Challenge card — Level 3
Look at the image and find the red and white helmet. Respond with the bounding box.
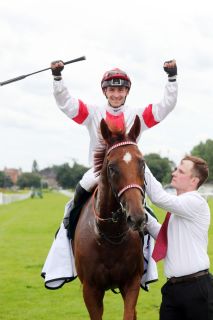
[101,68,131,90]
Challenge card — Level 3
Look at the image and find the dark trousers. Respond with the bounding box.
[160,273,213,320]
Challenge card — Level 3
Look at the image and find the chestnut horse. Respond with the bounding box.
[74,116,146,320]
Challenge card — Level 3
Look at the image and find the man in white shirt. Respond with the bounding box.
[145,155,213,320]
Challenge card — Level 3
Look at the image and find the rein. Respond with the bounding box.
[92,187,125,223]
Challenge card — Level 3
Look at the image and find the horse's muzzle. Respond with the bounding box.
[127,214,146,232]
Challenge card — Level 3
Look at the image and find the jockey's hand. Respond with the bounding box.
[163,59,177,79]
[51,60,64,77]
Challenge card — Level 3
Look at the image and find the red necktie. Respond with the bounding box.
[152,212,171,262]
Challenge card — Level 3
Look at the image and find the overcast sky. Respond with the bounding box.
[0,0,212,172]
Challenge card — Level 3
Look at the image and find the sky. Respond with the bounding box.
[0,0,212,172]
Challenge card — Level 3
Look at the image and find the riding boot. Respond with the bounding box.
[63,183,92,240]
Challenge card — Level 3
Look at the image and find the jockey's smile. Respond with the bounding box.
[104,86,129,108]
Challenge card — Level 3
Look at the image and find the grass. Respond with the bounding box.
[0,192,212,320]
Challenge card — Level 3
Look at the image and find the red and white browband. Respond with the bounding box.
[107,141,137,155]
[107,141,144,199]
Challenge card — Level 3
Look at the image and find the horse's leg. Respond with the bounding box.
[83,282,105,320]
[120,276,141,320]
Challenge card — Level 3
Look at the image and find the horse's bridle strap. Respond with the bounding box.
[118,184,144,198]
[107,141,137,155]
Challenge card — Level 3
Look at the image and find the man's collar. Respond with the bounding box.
[106,103,126,114]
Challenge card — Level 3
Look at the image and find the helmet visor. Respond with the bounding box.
[102,78,131,89]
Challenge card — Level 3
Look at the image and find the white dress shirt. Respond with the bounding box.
[145,165,210,278]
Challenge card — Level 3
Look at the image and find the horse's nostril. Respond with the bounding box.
[127,215,145,231]
[127,215,132,224]
[127,216,135,229]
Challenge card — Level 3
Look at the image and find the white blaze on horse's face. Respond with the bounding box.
[123,152,132,164]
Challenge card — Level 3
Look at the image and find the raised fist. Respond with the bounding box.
[163,59,177,77]
[51,60,64,77]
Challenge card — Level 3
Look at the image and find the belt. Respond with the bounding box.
[167,269,209,284]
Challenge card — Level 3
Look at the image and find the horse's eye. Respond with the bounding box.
[139,159,145,170]
[108,164,118,176]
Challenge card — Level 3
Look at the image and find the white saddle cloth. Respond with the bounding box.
[41,222,158,291]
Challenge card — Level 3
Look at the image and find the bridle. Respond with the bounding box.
[93,141,145,224]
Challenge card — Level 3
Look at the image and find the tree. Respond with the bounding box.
[55,161,89,189]
[55,163,73,189]
[144,153,174,184]
[17,172,41,189]
[0,172,13,188]
[32,160,39,173]
[190,139,213,182]
[71,162,89,186]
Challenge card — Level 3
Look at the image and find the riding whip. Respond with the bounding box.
[0,56,86,86]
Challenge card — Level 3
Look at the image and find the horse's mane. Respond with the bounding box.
[93,122,127,177]
[93,144,107,177]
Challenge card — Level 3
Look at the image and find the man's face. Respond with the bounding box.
[104,86,129,108]
[171,160,198,194]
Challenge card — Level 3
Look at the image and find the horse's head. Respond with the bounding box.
[98,115,146,232]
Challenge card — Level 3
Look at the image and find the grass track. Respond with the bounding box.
[0,192,212,319]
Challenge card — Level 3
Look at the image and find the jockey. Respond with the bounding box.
[51,60,178,239]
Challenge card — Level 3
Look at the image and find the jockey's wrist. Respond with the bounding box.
[53,75,62,81]
[168,75,177,82]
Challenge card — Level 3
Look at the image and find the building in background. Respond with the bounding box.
[4,168,22,184]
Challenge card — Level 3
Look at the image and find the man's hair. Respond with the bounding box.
[182,155,209,188]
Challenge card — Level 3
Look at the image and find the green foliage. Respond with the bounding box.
[191,139,213,182]
[0,171,13,188]
[55,161,89,188]
[144,153,174,184]
[0,193,212,319]
[17,172,41,188]
[32,160,39,173]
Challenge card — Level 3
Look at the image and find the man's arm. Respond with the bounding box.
[144,164,205,220]
[51,60,91,125]
[141,59,178,128]
[145,211,161,240]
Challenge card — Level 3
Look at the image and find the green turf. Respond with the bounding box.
[0,192,212,319]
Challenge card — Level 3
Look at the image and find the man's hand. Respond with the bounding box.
[163,59,177,78]
[51,60,64,77]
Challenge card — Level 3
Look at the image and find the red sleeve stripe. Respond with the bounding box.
[72,99,89,124]
[142,104,159,128]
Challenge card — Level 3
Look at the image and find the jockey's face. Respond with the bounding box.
[104,86,129,108]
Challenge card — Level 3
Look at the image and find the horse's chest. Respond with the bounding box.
[93,246,141,282]
[93,258,141,290]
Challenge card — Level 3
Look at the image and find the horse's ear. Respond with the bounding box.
[100,118,112,143]
[128,115,141,142]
